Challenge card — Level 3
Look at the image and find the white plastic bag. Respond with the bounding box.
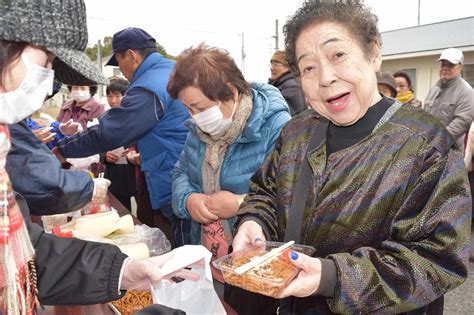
[152,245,226,315]
[67,154,100,170]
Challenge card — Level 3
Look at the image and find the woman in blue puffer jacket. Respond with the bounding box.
[168,44,291,296]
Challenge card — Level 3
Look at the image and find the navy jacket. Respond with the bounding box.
[7,120,93,215]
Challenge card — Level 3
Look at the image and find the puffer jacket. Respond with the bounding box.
[172,82,291,243]
[235,103,471,314]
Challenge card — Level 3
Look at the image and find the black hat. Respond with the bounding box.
[0,0,108,86]
[106,28,156,66]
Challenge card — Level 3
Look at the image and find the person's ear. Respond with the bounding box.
[372,44,382,72]
[227,83,238,100]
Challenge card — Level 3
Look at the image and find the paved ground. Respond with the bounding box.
[443,227,474,314]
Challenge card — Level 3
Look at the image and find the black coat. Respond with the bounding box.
[15,192,127,304]
[100,150,137,198]
[269,71,307,116]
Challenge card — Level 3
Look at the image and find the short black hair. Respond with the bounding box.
[106,77,129,96]
[67,85,98,96]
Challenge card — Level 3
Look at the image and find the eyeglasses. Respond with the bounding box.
[270,60,286,67]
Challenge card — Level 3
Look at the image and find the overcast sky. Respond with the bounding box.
[84,0,473,82]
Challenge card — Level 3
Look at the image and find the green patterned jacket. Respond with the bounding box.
[235,102,471,314]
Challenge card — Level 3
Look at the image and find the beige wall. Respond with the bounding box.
[381,50,474,103]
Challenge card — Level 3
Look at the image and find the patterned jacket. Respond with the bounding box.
[235,102,471,314]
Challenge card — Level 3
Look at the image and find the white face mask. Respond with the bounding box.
[71,90,91,103]
[193,101,237,136]
[0,52,54,124]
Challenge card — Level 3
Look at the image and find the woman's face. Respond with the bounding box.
[296,22,382,126]
[395,76,410,93]
[1,45,54,93]
[177,85,236,118]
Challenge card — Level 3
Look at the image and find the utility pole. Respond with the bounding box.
[273,19,279,50]
[240,33,246,75]
[417,0,421,26]
[97,39,103,98]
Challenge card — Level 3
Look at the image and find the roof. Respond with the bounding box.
[381,17,474,58]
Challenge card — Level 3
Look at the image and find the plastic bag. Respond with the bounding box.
[81,195,111,215]
[41,210,81,233]
[152,245,226,315]
[66,154,100,170]
[106,224,171,256]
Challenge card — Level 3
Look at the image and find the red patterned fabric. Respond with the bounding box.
[0,125,38,314]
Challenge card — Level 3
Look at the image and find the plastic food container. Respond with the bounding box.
[213,241,315,298]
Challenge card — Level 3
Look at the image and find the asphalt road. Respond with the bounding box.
[443,227,474,314]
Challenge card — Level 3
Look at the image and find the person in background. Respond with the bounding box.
[232,2,471,314]
[268,49,307,116]
[0,1,199,312]
[57,84,104,130]
[54,27,192,247]
[393,70,422,107]
[424,48,473,151]
[376,71,397,98]
[102,77,137,211]
[168,44,291,299]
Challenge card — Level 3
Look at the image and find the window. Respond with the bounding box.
[462,63,474,87]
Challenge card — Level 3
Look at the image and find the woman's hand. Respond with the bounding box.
[232,220,266,252]
[278,252,322,298]
[205,191,242,219]
[186,193,218,224]
[105,151,119,163]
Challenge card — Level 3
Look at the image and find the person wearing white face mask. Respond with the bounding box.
[0,1,202,313]
[167,43,291,300]
[57,84,104,130]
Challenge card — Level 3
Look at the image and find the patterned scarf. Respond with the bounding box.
[197,94,253,194]
[396,90,415,104]
[0,125,38,315]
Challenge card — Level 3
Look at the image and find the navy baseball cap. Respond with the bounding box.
[106,27,156,66]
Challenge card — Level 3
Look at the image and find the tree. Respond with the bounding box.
[85,36,175,61]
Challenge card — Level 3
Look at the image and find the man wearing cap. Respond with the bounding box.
[424,48,474,151]
[55,27,191,247]
[268,50,307,116]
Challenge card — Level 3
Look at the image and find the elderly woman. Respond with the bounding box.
[168,44,291,295]
[232,2,471,314]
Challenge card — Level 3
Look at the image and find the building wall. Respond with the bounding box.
[381,50,474,103]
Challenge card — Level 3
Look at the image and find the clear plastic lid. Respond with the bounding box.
[213,241,315,298]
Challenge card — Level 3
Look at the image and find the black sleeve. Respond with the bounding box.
[15,193,128,305]
[7,121,94,215]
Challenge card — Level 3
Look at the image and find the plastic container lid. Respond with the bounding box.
[213,241,315,298]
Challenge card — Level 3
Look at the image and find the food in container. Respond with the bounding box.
[109,290,152,315]
[213,241,315,298]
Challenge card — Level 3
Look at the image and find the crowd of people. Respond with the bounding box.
[0,0,472,314]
